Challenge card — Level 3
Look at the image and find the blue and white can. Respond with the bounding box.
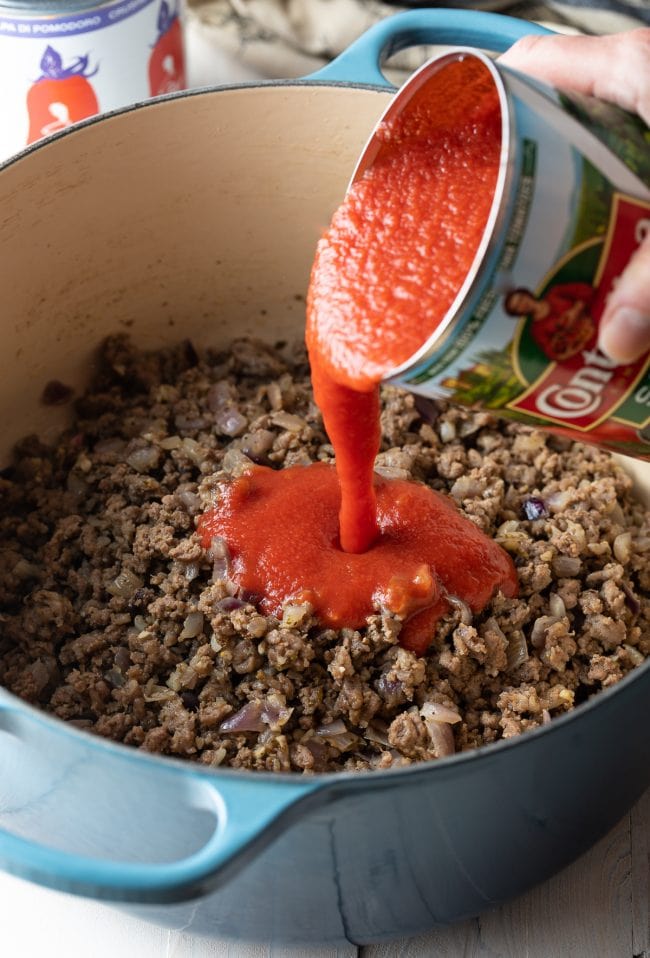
[359,49,650,460]
[0,0,186,161]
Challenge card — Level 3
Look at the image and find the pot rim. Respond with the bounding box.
[0,77,395,176]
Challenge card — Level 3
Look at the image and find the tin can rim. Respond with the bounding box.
[0,0,140,12]
[348,48,514,385]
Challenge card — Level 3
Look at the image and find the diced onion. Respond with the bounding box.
[422,713,455,757]
[365,723,390,746]
[175,414,208,431]
[160,435,182,450]
[240,430,275,464]
[181,438,205,466]
[179,611,204,639]
[107,568,143,598]
[95,437,126,455]
[447,595,473,625]
[126,446,159,473]
[421,701,462,725]
[552,555,581,577]
[546,490,572,512]
[282,603,312,628]
[219,698,292,733]
[450,476,483,500]
[177,490,201,513]
[314,720,358,751]
[272,411,305,432]
[506,631,529,670]
[439,420,456,443]
[222,448,252,476]
[613,532,632,565]
[214,406,248,437]
[530,615,560,649]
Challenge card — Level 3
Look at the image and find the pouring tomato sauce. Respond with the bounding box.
[199,57,518,655]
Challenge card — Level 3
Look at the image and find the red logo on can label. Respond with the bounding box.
[26,45,99,145]
[149,0,185,96]
[508,193,650,431]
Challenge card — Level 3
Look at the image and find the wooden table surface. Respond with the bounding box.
[1,788,647,958]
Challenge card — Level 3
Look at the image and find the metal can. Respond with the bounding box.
[370,50,650,460]
[0,0,186,161]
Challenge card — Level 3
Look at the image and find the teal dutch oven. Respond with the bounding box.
[0,9,649,945]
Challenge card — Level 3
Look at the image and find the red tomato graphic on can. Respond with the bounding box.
[149,0,186,96]
[26,46,99,145]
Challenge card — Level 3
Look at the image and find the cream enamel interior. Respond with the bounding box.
[0,85,389,458]
[0,82,648,502]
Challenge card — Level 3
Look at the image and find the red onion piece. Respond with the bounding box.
[240,430,274,464]
[413,395,440,424]
[216,596,245,612]
[219,698,292,733]
[219,701,266,733]
[622,582,641,616]
[522,496,549,521]
[208,536,231,581]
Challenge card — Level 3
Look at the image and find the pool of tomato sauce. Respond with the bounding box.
[199,59,518,655]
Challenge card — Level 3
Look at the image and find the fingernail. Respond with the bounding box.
[598,306,650,364]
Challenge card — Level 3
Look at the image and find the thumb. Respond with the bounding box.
[598,230,650,364]
[498,30,650,126]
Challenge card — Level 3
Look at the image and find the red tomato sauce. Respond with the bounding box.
[307,58,503,392]
[198,462,516,654]
[199,58,518,655]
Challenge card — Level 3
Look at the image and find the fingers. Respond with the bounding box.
[498,30,650,125]
[598,230,650,363]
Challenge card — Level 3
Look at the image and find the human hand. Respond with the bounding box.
[499,30,650,365]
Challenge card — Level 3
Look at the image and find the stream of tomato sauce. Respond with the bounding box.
[199,58,518,654]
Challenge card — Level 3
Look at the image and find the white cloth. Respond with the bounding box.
[186,0,649,81]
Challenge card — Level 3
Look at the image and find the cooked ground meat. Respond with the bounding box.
[0,335,648,773]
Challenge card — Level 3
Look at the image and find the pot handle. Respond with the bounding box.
[310,9,553,87]
[0,702,323,904]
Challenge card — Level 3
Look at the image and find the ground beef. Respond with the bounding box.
[0,335,648,773]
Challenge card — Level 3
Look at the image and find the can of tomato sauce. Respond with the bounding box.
[373,50,650,460]
[0,0,186,161]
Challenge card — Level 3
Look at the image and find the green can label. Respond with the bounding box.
[394,59,650,460]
